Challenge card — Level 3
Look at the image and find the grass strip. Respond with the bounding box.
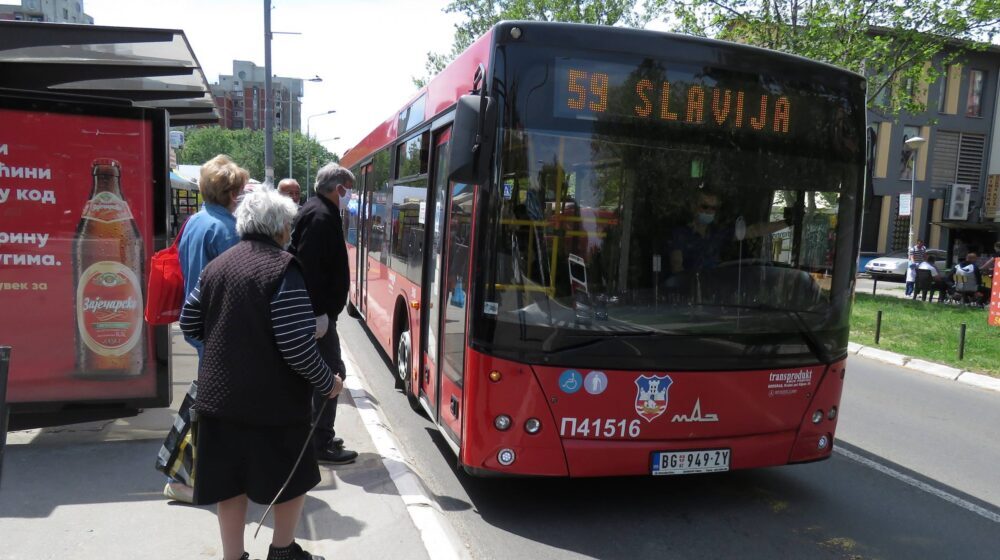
[850,293,1000,377]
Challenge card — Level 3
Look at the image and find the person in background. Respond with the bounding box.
[982,241,1000,276]
[179,154,246,347]
[180,189,342,560]
[954,252,986,305]
[915,254,942,301]
[289,163,359,465]
[278,178,302,206]
[906,239,927,297]
[168,154,247,503]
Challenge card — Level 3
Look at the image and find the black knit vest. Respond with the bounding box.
[193,237,312,425]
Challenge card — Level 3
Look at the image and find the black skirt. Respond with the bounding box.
[193,416,320,506]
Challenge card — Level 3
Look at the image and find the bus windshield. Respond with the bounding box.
[474,45,864,370]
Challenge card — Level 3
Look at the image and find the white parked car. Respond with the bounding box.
[864,249,948,279]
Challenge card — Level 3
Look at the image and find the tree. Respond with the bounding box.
[177,127,338,185]
[652,0,1000,117]
[415,0,661,87]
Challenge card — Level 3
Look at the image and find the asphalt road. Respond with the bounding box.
[338,317,1000,560]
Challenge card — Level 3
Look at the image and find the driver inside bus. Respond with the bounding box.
[668,189,791,274]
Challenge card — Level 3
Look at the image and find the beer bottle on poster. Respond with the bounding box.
[73,159,145,377]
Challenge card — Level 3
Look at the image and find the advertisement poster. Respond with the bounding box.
[0,108,156,403]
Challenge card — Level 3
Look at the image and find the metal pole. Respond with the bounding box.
[305,119,311,198]
[958,323,967,360]
[874,310,882,345]
[263,0,274,186]
[306,110,335,199]
[0,346,11,488]
[908,164,916,250]
[288,100,293,181]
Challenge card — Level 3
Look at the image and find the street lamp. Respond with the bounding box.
[306,110,336,198]
[285,76,322,181]
[904,135,927,250]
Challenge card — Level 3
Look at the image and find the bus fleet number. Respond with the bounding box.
[560,417,641,439]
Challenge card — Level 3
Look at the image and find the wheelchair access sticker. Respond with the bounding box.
[559,370,583,394]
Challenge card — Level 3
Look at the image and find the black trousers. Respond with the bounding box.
[312,322,346,450]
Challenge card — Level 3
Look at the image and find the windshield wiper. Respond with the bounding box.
[725,303,831,363]
[542,330,660,354]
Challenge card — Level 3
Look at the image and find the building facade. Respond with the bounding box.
[0,0,92,23]
[210,60,303,133]
[864,44,1000,261]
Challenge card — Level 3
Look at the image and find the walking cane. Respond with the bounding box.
[254,397,329,539]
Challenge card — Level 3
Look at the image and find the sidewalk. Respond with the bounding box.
[0,327,431,560]
[853,274,1000,394]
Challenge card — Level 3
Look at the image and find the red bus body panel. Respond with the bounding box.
[461,350,845,476]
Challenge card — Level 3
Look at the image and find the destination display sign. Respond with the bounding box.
[553,57,850,142]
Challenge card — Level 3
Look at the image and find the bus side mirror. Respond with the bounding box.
[448,94,496,186]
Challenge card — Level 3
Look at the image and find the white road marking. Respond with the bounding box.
[834,446,1000,524]
[341,342,469,560]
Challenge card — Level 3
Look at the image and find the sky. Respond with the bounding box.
[83,0,463,158]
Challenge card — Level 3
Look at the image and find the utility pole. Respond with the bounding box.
[263,0,274,186]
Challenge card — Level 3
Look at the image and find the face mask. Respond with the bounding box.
[697,212,716,225]
[336,185,351,209]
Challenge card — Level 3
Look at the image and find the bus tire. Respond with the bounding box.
[395,330,423,413]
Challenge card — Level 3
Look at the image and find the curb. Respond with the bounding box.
[848,342,1000,394]
[340,343,470,560]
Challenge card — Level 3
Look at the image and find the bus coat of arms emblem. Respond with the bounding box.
[634,374,673,422]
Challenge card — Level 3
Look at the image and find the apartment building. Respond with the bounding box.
[864,44,1000,260]
[0,0,92,23]
[210,60,303,133]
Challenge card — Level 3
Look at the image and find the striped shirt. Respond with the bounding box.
[180,266,334,396]
[908,243,927,262]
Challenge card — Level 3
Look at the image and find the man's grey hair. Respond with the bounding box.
[235,188,298,240]
[315,163,355,195]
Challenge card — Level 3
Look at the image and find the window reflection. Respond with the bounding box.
[486,130,854,336]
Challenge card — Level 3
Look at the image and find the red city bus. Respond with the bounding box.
[339,21,866,477]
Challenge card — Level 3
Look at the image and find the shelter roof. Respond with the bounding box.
[0,20,218,125]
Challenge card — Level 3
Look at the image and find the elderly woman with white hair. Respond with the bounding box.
[180,189,342,560]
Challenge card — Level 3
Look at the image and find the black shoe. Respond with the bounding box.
[266,541,324,560]
[316,446,358,465]
[331,437,344,448]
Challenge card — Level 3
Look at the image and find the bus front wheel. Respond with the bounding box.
[396,331,422,413]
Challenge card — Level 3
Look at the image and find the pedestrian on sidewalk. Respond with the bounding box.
[180,189,343,560]
[167,154,248,503]
[906,239,927,296]
[278,178,302,206]
[288,163,359,465]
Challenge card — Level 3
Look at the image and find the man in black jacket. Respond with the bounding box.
[289,163,358,465]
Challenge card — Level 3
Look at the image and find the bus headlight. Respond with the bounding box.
[812,409,824,424]
[818,435,829,450]
[827,407,838,421]
[498,448,516,466]
[494,415,512,431]
[524,418,541,434]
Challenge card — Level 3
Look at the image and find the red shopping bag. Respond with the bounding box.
[145,220,189,325]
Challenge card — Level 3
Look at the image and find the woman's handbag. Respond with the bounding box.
[155,380,198,488]
[145,219,189,325]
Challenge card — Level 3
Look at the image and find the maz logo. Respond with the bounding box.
[671,399,719,423]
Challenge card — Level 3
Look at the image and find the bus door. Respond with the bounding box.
[421,128,450,421]
[422,125,471,446]
[358,162,372,317]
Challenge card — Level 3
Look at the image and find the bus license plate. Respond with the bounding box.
[652,449,730,476]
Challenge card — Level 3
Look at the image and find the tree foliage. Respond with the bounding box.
[415,0,661,87]
[177,127,338,186]
[653,0,1000,116]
